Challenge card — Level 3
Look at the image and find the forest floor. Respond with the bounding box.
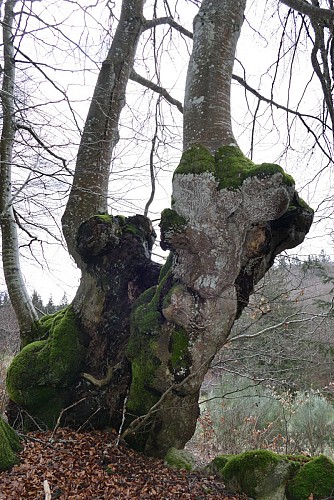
[0,428,250,499]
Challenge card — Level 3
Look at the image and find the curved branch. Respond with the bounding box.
[130,69,183,112]
[13,47,81,134]
[232,73,328,128]
[81,362,122,388]
[143,17,193,38]
[144,101,158,217]
[310,20,334,139]
[280,0,334,21]
[16,124,70,173]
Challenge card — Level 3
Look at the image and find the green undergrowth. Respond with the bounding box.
[174,144,295,190]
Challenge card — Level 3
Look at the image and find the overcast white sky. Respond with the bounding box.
[1,0,333,304]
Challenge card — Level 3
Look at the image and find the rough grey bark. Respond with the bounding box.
[0,0,38,339]
[6,0,158,434]
[183,0,246,152]
[62,0,145,264]
[58,0,155,429]
[122,0,313,456]
[5,0,313,461]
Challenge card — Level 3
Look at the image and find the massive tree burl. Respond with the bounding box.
[125,145,313,456]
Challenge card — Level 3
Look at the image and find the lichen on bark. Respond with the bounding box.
[123,145,313,457]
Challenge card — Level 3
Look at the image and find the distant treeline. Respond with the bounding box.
[0,290,68,317]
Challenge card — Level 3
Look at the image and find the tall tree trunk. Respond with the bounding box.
[0,0,38,341]
[6,0,159,432]
[123,0,313,456]
[183,0,245,152]
[6,0,313,460]
[62,0,146,265]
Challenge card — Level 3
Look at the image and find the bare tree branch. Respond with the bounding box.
[16,124,70,173]
[14,47,82,134]
[232,73,333,163]
[280,0,334,21]
[130,69,183,112]
[232,73,328,128]
[144,100,158,217]
[143,16,193,38]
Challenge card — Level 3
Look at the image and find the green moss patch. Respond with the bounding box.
[6,307,85,428]
[286,454,334,500]
[223,450,281,494]
[126,285,162,416]
[158,253,173,282]
[169,327,190,379]
[0,416,22,471]
[164,447,196,471]
[126,262,173,419]
[175,144,215,175]
[160,209,187,234]
[217,450,294,498]
[94,213,113,222]
[208,450,334,499]
[208,454,231,474]
[174,144,295,191]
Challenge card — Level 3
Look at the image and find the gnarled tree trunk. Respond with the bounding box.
[121,0,313,456]
[6,0,313,460]
[6,0,157,432]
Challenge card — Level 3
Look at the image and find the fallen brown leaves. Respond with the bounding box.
[0,428,249,499]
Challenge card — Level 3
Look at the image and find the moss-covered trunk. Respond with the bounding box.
[6,215,160,431]
[0,415,21,471]
[4,0,314,460]
[123,146,313,457]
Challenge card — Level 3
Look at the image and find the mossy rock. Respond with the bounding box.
[218,450,294,499]
[164,447,196,471]
[6,307,85,428]
[0,415,22,471]
[174,144,295,191]
[286,454,334,500]
[207,454,231,474]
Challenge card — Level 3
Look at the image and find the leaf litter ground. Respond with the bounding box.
[0,428,250,499]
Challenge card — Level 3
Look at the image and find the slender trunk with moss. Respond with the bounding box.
[0,0,38,340]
